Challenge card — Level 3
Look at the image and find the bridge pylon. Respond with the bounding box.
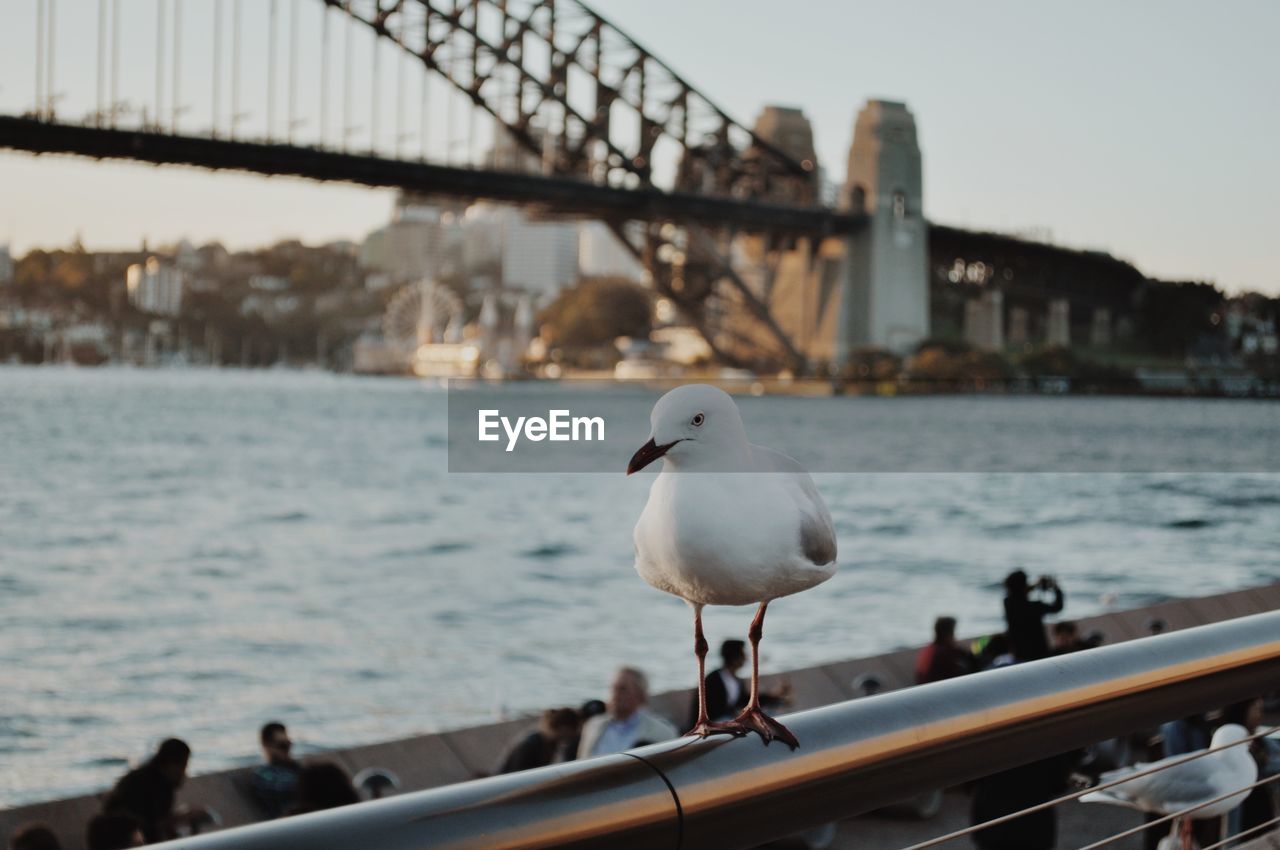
[838,100,930,357]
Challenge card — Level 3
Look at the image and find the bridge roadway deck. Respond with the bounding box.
[0,116,864,236]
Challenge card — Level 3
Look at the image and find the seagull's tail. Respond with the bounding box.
[1080,788,1140,809]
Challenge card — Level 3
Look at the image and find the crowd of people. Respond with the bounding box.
[6,570,1275,850]
[908,570,1277,850]
[6,722,367,850]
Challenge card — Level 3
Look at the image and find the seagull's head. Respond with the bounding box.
[1210,723,1250,750]
[626,384,749,474]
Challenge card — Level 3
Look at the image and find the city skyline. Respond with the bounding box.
[1,1,1278,294]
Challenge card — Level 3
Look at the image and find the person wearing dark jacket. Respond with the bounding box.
[249,722,301,819]
[687,640,791,727]
[971,749,1081,850]
[291,762,360,815]
[915,616,976,683]
[498,708,582,773]
[102,738,206,844]
[1002,570,1064,662]
[8,822,62,850]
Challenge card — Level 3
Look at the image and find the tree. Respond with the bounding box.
[1136,280,1224,357]
[538,277,653,350]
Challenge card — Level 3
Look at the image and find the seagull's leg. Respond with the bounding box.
[685,603,744,739]
[732,601,800,749]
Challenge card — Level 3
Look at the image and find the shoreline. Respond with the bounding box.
[3,362,1277,400]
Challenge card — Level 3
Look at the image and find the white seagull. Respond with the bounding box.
[1081,723,1257,848]
[627,384,837,748]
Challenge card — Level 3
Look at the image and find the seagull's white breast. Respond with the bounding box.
[634,471,836,606]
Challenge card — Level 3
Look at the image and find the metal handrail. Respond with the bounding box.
[1201,811,1280,850]
[901,723,1280,850]
[159,610,1280,850]
[1078,772,1280,850]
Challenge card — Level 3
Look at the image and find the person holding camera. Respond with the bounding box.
[1002,570,1065,662]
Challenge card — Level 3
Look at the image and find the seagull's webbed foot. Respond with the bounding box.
[685,720,748,740]
[733,706,800,750]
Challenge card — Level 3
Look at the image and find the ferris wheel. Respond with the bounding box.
[382,280,464,349]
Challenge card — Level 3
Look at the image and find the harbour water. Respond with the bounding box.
[1,367,1277,806]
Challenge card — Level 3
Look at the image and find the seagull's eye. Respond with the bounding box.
[691,413,705,427]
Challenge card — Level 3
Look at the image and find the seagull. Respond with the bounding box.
[627,384,837,748]
[1080,723,1257,849]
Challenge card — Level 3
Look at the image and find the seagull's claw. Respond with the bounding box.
[733,707,800,750]
[685,720,748,740]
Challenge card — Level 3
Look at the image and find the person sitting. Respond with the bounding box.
[975,633,1016,670]
[85,813,144,850]
[101,738,206,843]
[687,639,793,726]
[498,707,582,774]
[563,699,606,759]
[291,762,360,815]
[8,822,61,850]
[249,721,301,819]
[915,617,977,683]
[577,667,677,758]
[1050,621,1088,655]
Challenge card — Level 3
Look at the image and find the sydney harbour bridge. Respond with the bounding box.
[2,0,1134,372]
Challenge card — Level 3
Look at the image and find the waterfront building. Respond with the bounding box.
[175,239,201,272]
[360,195,464,282]
[499,211,578,294]
[248,274,290,292]
[464,203,579,294]
[125,257,185,317]
[1046,299,1071,348]
[964,289,1005,351]
[578,221,644,282]
[1008,307,1030,347]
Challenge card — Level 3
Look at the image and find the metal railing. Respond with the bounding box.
[902,723,1280,849]
[158,610,1280,850]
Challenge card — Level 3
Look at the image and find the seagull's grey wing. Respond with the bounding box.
[1133,765,1223,809]
[751,444,837,566]
[1100,761,1221,812]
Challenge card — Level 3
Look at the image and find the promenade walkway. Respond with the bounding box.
[3,582,1277,849]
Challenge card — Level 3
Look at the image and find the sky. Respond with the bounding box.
[1,1,1278,294]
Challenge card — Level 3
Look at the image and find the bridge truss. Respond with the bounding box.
[2,0,863,370]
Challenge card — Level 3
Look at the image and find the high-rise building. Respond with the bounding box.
[360,194,463,282]
[500,212,579,294]
[125,257,185,316]
[459,203,579,294]
[578,222,644,282]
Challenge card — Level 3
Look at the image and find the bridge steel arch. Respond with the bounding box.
[1,0,861,370]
